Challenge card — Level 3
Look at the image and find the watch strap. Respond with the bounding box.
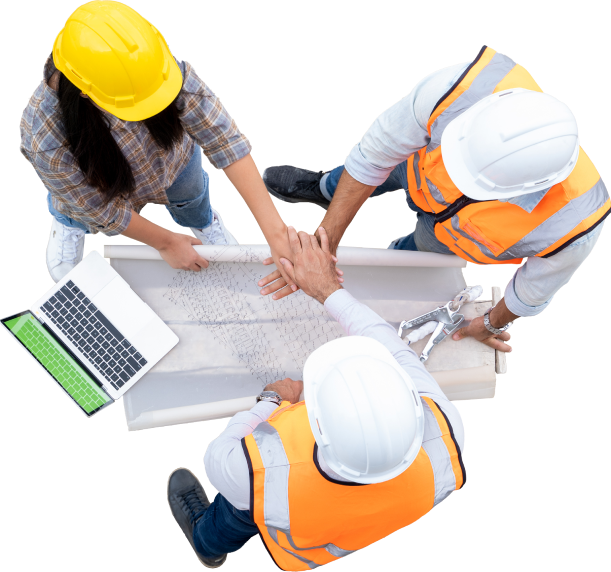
[483,308,513,335]
[256,390,283,406]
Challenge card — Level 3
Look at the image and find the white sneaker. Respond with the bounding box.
[46,218,86,282]
[191,208,238,246]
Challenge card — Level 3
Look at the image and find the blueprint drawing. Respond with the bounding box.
[163,249,344,388]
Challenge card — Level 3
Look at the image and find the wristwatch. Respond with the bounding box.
[256,390,283,406]
[483,308,513,335]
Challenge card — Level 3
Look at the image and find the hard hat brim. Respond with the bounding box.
[441,89,579,200]
[303,336,425,485]
[88,54,183,122]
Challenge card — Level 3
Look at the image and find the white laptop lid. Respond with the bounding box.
[31,251,178,400]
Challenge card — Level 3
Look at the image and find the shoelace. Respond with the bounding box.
[296,171,324,192]
[60,228,86,263]
[202,216,227,245]
[181,488,208,525]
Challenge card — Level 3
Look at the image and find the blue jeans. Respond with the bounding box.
[325,162,453,255]
[193,494,258,558]
[47,149,213,232]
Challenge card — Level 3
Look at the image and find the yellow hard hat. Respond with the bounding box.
[53,1,182,121]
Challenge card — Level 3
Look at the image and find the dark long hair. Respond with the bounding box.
[58,73,184,204]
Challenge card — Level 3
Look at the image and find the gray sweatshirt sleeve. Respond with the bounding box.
[504,224,604,316]
[204,401,278,511]
[344,63,468,187]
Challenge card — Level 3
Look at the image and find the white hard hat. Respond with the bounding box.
[441,88,579,200]
[303,336,424,485]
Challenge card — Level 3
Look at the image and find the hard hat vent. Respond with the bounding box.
[105,22,139,53]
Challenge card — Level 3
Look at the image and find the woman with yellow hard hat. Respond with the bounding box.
[20,1,297,289]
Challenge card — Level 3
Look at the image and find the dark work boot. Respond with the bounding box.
[167,468,227,568]
[263,166,330,209]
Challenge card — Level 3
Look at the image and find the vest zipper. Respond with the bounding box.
[434,196,485,224]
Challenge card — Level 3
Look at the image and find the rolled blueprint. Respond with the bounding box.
[126,395,259,431]
[104,244,467,268]
[431,365,496,401]
[431,365,496,391]
[128,366,496,431]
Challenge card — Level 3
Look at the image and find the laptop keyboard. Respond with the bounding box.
[40,280,147,391]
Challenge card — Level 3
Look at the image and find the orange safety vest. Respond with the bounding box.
[243,398,465,571]
[407,45,610,264]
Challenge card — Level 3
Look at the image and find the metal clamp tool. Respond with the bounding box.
[398,286,482,362]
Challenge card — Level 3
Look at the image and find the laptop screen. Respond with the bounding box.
[2,311,112,416]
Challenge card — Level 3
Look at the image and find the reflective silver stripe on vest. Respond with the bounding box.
[421,400,456,506]
[413,151,421,190]
[253,422,356,564]
[284,530,356,557]
[438,225,484,263]
[268,527,321,569]
[252,423,291,531]
[425,177,450,207]
[447,178,609,261]
[503,178,609,258]
[285,550,320,570]
[427,52,516,153]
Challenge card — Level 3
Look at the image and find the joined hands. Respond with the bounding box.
[259,226,343,302]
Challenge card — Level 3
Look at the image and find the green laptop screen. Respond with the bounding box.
[2,312,111,415]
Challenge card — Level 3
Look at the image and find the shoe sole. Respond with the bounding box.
[265,184,329,211]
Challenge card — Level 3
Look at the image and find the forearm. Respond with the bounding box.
[489,297,519,328]
[318,170,376,254]
[223,154,287,243]
[121,210,174,249]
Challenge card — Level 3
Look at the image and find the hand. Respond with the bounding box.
[314,227,343,256]
[258,228,344,301]
[264,229,301,299]
[158,232,210,271]
[452,316,512,352]
[276,226,342,304]
[264,377,303,404]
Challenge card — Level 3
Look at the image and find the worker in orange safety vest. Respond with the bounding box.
[259,46,609,357]
[167,227,465,570]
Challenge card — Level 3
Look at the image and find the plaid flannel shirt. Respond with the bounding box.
[20,56,252,235]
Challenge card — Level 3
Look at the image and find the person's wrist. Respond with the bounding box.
[484,307,513,335]
[316,283,342,305]
[488,307,506,329]
[265,222,288,246]
[263,384,285,402]
[315,226,339,255]
[258,388,283,406]
[325,236,340,256]
[155,229,177,251]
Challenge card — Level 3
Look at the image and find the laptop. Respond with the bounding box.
[1,251,178,417]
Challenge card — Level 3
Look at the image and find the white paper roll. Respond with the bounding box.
[431,366,496,401]
[125,365,495,430]
[104,244,466,268]
[126,395,259,431]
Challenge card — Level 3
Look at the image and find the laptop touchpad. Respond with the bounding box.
[92,278,157,340]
